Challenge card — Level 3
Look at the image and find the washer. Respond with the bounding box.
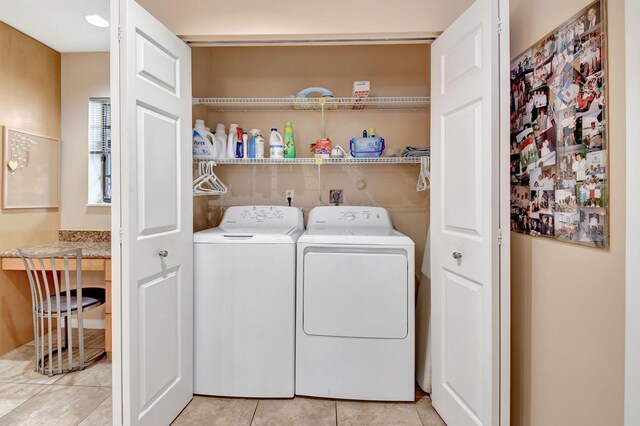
[296,206,415,401]
[194,205,304,398]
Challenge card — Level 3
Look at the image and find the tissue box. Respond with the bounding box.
[352,81,370,110]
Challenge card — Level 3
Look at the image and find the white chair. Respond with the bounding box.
[18,248,106,376]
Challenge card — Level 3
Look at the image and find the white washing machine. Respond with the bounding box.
[193,205,304,398]
[296,206,415,401]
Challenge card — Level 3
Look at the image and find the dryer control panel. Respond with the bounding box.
[307,206,393,228]
[221,206,304,228]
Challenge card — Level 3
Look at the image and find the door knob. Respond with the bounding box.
[452,252,462,260]
[158,250,168,258]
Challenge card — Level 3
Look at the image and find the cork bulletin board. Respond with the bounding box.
[2,126,60,209]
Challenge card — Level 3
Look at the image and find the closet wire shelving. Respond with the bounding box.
[192,96,430,112]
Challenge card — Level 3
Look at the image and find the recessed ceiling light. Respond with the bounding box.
[85,14,109,28]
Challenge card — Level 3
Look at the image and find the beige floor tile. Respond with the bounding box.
[78,394,112,426]
[24,329,105,350]
[55,358,111,387]
[0,358,63,385]
[415,395,446,426]
[252,397,336,426]
[172,396,257,426]
[0,385,110,426]
[337,400,422,426]
[0,382,47,418]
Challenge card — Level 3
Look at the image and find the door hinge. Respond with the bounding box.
[118,26,122,43]
[119,228,123,244]
[497,18,503,36]
[498,229,503,246]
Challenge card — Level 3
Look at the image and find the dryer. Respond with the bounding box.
[296,206,415,401]
[194,205,304,398]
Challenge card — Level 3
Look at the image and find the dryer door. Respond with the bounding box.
[303,247,408,339]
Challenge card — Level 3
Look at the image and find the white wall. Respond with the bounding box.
[61,52,111,230]
[625,0,640,424]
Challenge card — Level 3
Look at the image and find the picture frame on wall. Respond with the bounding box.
[509,0,609,248]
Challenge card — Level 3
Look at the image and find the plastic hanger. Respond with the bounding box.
[417,156,430,192]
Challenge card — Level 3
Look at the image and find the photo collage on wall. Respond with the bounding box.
[510,0,608,248]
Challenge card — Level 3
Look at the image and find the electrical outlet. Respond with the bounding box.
[329,189,343,205]
[285,189,294,203]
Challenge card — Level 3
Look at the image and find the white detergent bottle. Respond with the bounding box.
[205,127,220,158]
[226,123,238,158]
[214,124,227,158]
[193,119,214,157]
[269,128,284,159]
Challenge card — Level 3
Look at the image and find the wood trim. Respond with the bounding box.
[105,313,112,353]
[1,257,106,272]
[105,259,112,281]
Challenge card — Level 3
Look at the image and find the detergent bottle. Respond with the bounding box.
[283,121,296,158]
[269,128,284,159]
[193,120,215,156]
[214,124,227,158]
[205,127,221,158]
[252,129,265,159]
[226,124,238,158]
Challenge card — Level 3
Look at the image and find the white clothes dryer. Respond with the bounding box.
[295,206,415,401]
[193,206,304,398]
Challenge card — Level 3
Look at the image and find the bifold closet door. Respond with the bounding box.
[112,0,193,424]
[430,0,509,425]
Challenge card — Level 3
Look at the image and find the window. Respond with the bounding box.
[88,98,111,205]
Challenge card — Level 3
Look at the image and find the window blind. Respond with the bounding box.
[89,98,111,154]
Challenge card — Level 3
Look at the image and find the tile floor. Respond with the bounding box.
[0,330,446,425]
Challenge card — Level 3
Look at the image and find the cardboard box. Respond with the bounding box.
[352,81,370,109]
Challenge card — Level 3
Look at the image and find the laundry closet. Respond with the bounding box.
[191,43,431,273]
[112,0,509,424]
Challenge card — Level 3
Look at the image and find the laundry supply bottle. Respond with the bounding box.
[283,121,296,158]
[193,119,215,156]
[242,132,248,159]
[254,130,265,159]
[214,124,227,158]
[205,127,221,158]
[235,126,244,159]
[226,124,238,158]
[269,128,284,159]
[248,129,258,159]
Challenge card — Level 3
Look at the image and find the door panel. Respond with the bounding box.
[114,0,193,424]
[303,250,408,338]
[431,0,506,425]
[137,106,178,236]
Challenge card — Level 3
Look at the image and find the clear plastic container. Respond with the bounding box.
[349,137,385,158]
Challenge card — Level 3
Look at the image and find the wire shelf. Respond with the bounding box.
[192,96,430,112]
[193,156,425,165]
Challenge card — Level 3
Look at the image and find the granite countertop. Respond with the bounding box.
[0,230,111,259]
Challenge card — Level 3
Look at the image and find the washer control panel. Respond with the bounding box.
[308,206,392,228]
[221,206,303,227]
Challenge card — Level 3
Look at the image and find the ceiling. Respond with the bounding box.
[0,0,475,52]
[0,0,110,52]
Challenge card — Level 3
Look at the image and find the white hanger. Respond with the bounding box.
[417,156,430,192]
[193,161,228,196]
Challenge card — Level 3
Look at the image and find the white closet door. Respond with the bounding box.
[112,0,193,424]
[430,0,508,425]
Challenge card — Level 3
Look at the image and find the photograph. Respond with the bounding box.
[556,106,582,147]
[511,154,530,185]
[582,115,604,152]
[578,207,606,247]
[558,145,587,181]
[579,32,603,77]
[577,177,606,208]
[530,189,554,217]
[555,188,578,212]
[519,129,539,169]
[555,212,580,241]
[511,185,530,209]
[584,149,606,179]
[539,214,555,237]
[530,165,557,191]
[558,171,577,190]
[535,127,557,162]
[511,49,533,79]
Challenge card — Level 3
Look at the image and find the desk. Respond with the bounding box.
[0,241,112,356]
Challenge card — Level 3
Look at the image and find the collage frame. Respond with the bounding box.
[509,0,609,249]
